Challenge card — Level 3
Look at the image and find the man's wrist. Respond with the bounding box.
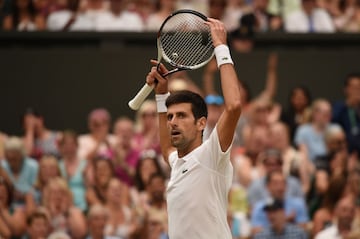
[155,92,170,113]
[214,44,234,68]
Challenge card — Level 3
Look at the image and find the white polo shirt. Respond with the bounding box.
[166,127,233,239]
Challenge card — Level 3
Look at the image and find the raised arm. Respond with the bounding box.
[258,52,278,101]
[146,61,175,165]
[207,18,242,152]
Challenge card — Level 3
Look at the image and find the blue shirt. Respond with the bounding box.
[254,224,309,239]
[251,197,309,229]
[247,176,303,206]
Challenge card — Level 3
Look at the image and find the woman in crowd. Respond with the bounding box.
[58,130,87,212]
[42,177,87,239]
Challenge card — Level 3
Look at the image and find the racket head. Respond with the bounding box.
[157,9,214,71]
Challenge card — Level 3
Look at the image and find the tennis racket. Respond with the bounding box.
[128,9,214,110]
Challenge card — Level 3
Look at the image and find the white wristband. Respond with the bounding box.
[214,44,234,68]
[155,92,170,113]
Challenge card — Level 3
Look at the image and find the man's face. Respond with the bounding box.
[148,177,166,202]
[28,217,49,239]
[167,103,205,150]
[89,213,107,236]
[266,209,286,229]
[267,173,286,199]
[264,156,282,173]
[336,197,356,228]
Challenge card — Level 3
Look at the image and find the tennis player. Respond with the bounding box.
[145,18,242,239]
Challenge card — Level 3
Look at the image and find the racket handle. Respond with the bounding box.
[128,83,154,110]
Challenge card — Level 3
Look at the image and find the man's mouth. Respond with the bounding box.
[171,130,181,136]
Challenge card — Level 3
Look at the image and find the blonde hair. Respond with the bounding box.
[34,155,61,189]
[42,177,73,209]
[135,99,157,133]
[4,136,26,157]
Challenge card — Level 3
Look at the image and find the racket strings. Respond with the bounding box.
[159,13,214,69]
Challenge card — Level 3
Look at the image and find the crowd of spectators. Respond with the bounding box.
[0,0,360,33]
[0,48,360,239]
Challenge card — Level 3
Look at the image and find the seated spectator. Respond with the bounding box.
[145,0,175,31]
[78,108,116,162]
[47,0,94,31]
[0,131,7,159]
[0,176,27,238]
[280,85,312,142]
[127,0,155,24]
[269,122,313,194]
[104,178,137,238]
[86,157,115,206]
[295,98,338,162]
[247,148,304,207]
[203,94,224,141]
[222,0,246,32]
[2,0,45,31]
[238,0,283,33]
[332,72,360,156]
[133,150,166,209]
[326,0,360,32]
[233,126,269,188]
[254,199,309,239]
[133,100,161,156]
[26,155,61,216]
[86,204,118,239]
[1,137,38,208]
[112,116,140,187]
[285,0,335,32]
[315,195,357,239]
[24,209,51,239]
[142,173,168,236]
[311,175,349,236]
[58,130,87,212]
[22,108,61,160]
[251,170,309,235]
[42,177,87,239]
[95,0,144,31]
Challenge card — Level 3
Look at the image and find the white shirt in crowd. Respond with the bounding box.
[314,225,341,239]
[285,8,335,33]
[47,10,94,31]
[95,11,144,32]
[166,126,233,239]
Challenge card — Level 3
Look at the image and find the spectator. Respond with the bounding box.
[26,155,61,216]
[24,209,51,239]
[254,199,309,239]
[269,122,312,194]
[1,137,38,208]
[238,0,283,33]
[247,148,304,206]
[222,0,246,31]
[104,178,137,238]
[315,195,357,239]
[2,0,45,30]
[78,108,116,162]
[285,0,335,32]
[145,0,175,31]
[0,132,7,159]
[251,170,309,235]
[203,94,224,141]
[128,0,155,24]
[280,86,312,142]
[267,0,301,19]
[208,0,227,21]
[332,72,360,155]
[295,98,337,162]
[86,157,115,206]
[86,204,117,239]
[58,130,87,212]
[95,0,144,31]
[42,177,87,239]
[311,175,349,236]
[47,0,94,31]
[325,0,360,32]
[0,176,27,238]
[22,108,61,160]
[133,100,161,156]
[112,116,140,187]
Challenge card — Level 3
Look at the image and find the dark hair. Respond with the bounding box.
[166,90,208,120]
[27,210,48,226]
[134,153,164,192]
[344,72,360,87]
[93,157,115,179]
[10,0,36,30]
[265,169,284,185]
[148,172,166,186]
[288,85,312,108]
[58,130,78,146]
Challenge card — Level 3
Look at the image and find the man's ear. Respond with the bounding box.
[197,117,207,131]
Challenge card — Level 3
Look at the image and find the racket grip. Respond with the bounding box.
[128,83,154,110]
